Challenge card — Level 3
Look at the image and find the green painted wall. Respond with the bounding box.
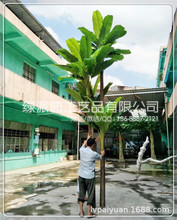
[35,67,52,91]
[5,42,23,76]
[3,105,76,170]
[5,151,67,171]
[1,13,79,171]
[1,15,72,99]
[4,41,68,97]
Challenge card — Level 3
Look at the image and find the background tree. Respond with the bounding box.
[109,117,133,162]
[132,117,164,160]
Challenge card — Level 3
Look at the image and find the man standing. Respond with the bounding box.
[78,136,105,218]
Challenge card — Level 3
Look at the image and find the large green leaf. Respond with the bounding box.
[84,57,97,76]
[93,74,100,95]
[81,96,122,134]
[103,82,113,95]
[96,82,112,100]
[56,48,78,62]
[78,27,97,44]
[94,45,113,63]
[76,112,100,131]
[103,25,127,45]
[88,98,110,133]
[65,88,83,102]
[108,54,124,61]
[104,97,122,116]
[54,62,83,77]
[66,38,82,61]
[80,36,92,61]
[99,15,113,43]
[108,48,131,61]
[113,49,131,54]
[92,10,103,38]
[77,81,87,97]
[92,59,115,77]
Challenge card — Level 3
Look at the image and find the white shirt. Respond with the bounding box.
[78,145,102,179]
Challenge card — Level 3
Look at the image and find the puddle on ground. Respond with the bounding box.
[5,161,173,216]
[139,170,173,177]
[59,202,72,215]
[6,201,58,216]
[106,161,173,177]
[15,179,77,196]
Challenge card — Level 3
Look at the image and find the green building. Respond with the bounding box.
[157,10,177,156]
[0,1,82,170]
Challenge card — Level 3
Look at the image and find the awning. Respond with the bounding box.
[105,87,168,115]
[3,0,62,53]
[1,96,78,122]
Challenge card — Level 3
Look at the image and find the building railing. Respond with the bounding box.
[1,68,83,122]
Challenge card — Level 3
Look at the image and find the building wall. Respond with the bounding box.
[0,3,82,170]
[157,47,167,88]
[4,31,68,99]
[4,151,67,171]
[157,11,177,155]
[3,105,76,170]
[2,68,80,122]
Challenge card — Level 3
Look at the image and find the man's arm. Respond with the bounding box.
[94,150,105,160]
[95,135,100,142]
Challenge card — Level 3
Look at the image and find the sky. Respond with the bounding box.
[20,1,173,88]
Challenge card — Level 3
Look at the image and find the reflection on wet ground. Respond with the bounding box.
[4,161,175,217]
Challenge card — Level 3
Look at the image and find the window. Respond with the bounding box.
[23,63,35,83]
[39,132,55,139]
[1,128,29,137]
[1,128,30,153]
[62,130,74,150]
[52,80,59,95]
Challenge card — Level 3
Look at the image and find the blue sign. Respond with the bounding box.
[34,135,39,144]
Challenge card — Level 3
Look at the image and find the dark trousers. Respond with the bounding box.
[78,176,96,208]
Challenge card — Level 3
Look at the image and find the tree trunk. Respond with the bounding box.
[118,132,124,162]
[100,130,105,208]
[85,76,94,138]
[150,129,156,160]
[100,71,105,208]
[88,125,94,137]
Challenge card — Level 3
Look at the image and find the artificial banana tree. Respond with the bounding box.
[55,10,130,208]
[78,10,131,208]
[55,35,124,136]
[64,74,113,131]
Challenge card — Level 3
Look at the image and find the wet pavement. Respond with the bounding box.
[1,160,177,219]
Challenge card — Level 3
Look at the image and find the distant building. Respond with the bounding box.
[110,85,132,91]
[110,85,147,92]
[0,1,82,170]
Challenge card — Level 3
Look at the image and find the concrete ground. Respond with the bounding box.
[0,159,177,220]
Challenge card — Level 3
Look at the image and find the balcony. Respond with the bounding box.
[1,67,83,122]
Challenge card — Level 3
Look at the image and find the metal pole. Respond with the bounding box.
[100,71,105,208]
[77,120,80,161]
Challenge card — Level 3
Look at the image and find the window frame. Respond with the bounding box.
[52,80,60,96]
[23,62,35,83]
